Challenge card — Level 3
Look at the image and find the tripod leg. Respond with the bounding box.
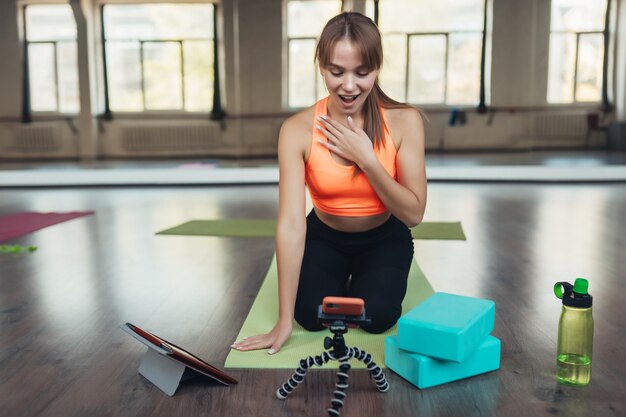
[276,351,334,399]
[351,347,389,392]
[327,354,351,417]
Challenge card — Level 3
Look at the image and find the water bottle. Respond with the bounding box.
[553,278,593,386]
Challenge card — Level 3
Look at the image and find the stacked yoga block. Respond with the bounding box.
[385,292,500,389]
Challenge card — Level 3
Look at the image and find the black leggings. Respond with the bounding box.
[294,210,414,334]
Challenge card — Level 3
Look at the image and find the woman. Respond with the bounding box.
[231,12,426,354]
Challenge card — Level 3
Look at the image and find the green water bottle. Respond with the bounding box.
[553,278,593,386]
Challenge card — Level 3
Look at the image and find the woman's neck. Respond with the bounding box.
[326,99,365,128]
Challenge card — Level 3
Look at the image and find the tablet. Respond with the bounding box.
[123,322,238,385]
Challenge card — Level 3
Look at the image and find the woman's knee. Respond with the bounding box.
[361,304,402,334]
[294,302,325,331]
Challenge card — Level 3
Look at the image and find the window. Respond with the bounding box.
[547,0,607,103]
[24,4,79,113]
[102,3,215,112]
[365,0,488,106]
[287,0,342,108]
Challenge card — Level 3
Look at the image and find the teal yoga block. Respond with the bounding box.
[385,335,501,389]
[397,292,495,362]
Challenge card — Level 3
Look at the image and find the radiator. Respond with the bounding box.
[533,113,587,138]
[13,124,59,151]
[121,124,221,151]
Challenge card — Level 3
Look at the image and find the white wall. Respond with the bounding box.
[0,0,622,160]
[491,0,550,108]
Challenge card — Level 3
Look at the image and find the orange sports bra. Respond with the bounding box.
[305,97,397,217]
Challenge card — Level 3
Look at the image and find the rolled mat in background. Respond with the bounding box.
[157,219,465,240]
[224,254,435,369]
[0,211,95,242]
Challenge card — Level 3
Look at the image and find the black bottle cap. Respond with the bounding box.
[554,279,593,308]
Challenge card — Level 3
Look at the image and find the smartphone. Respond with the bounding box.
[322,296,365,317]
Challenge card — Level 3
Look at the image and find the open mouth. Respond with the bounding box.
[339,94,360,104]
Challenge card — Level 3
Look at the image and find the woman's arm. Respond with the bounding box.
[316,108,427,226]
[275,118,307,330]
[231,118,307,353]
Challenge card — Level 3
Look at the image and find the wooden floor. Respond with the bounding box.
[1,182,625,417]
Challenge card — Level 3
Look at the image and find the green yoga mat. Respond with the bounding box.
[157,219,465,240]
[224,255,434,369]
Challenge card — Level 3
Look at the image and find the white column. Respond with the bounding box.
[70,0,98,159]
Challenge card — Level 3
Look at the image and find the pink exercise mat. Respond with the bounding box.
[0,211,94,242]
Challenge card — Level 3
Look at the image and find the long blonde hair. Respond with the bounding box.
[315,12,412,151]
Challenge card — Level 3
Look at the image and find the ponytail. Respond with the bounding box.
[354,82,413,176]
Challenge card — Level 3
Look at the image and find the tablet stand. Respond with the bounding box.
[138,348,201,396]
[276,315,389,417]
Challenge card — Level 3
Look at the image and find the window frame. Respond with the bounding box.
[99,1,218,116]
[20,1,80,117]
[283,0,343,110]
[546,0,612,107]
[372,3,490,109]
[384,30,487,106]
[287,36,325,108]
[548,29,606,104]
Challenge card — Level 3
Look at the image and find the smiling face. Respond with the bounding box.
[320,38,379,118]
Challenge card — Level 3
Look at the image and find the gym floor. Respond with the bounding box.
[1,153,625,416]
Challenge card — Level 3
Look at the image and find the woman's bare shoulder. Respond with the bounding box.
[281,105,316,137]
[279,105,316,160]
[384,106,424,145]
[384,106,424,129]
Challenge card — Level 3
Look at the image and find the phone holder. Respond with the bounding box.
[275,300,389,417]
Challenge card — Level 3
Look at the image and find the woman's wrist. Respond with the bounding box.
[358,152,379,172]
[277,315,293,326]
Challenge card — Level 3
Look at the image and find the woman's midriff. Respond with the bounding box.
[313,208,392,232]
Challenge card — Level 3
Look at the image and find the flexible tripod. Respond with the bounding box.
[276,307,389,417]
